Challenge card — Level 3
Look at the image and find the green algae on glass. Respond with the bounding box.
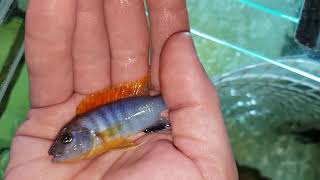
[17,0,27,12]
[187,0,301,60]
[192,35,260,78]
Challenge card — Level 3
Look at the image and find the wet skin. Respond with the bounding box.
[4,0,237,179]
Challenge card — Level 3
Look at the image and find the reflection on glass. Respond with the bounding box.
[238,0,300,23]
[239,0,304,19]
[214,58,320,180]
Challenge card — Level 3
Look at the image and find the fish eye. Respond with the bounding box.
[61,133,73,144]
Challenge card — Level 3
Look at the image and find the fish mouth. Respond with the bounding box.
[48,150,62,158]
[48,152,64,163]
[48,144,64,162]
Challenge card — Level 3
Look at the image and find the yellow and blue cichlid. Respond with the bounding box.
[48,76,169,163]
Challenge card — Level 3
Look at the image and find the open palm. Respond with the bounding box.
[4,0,237,179]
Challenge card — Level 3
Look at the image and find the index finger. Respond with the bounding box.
[25,0,76,107]
[161,33,238,179]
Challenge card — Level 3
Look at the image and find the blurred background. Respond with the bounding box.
[0,0,319,179]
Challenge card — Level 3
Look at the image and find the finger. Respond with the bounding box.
[104,0,149,85]
[73,0,111,94]
[160,33,238,180]
[25,0,76,107]
[146,0,189,90]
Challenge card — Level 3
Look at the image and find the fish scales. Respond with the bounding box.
[82,95,166,138]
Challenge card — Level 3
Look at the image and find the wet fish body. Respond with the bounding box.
[49,95,166,162]
[78,95,166,137]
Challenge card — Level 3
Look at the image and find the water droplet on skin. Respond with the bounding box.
[120,0,129,5]
[125,57,137,67]
[118,0,130,13]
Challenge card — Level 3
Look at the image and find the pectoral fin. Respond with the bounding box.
[112,138,138,149]
[85,137,138,159]
[144,116,171,133]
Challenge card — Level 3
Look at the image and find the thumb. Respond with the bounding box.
[160,32,237,179]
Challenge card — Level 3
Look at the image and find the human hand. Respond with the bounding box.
[4,0,237,179]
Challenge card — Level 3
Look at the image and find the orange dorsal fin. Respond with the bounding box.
[76,75,149,115]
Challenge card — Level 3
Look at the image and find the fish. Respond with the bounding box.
[48,76,170,163]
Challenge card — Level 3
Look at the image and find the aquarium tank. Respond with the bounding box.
[0,0,319,180]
